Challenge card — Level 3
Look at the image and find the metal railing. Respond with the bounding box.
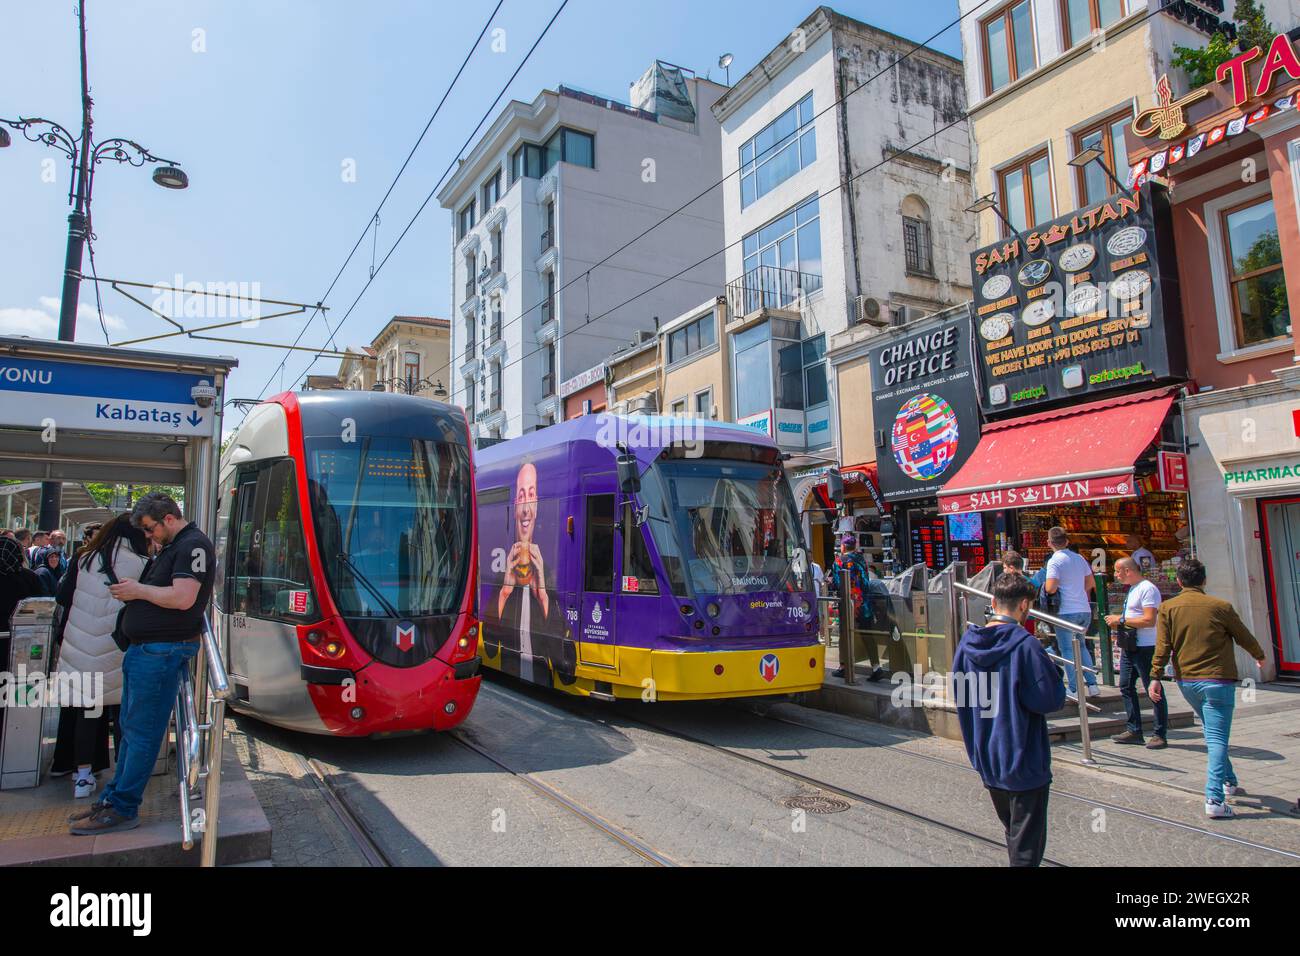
[954,581,1101,765]
[173,614,232,866]
[725,264,823,318]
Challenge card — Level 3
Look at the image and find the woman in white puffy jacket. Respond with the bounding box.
[50,515,149,798]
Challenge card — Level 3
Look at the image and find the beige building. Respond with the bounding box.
[606,331,662,414]
[308,316,450,396]
[661,298,730,422]
[337,346,377,391]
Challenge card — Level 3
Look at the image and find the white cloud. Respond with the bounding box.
[0,296,127,340]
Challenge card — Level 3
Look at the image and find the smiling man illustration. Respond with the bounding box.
[494,462,552,682]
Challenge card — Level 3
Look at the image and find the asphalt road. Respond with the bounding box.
[228,674,1300,868]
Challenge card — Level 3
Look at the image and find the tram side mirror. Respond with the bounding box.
[617,452,641,496]
[826,469,844,504]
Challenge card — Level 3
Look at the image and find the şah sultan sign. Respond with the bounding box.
[968,182,1186,415]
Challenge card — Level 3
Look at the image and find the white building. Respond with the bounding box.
[711,6,972,462]
[437,63,726,441]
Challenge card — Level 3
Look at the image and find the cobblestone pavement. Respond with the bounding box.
[1053,682,1300,815]
[226,675,1300,867]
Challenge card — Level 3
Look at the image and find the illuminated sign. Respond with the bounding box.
[1133,74,1212,141]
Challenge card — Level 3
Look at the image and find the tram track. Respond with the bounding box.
[294,752,394,867]
[476,678,1061,866]
[446,729,679,867]
[739,703,1300,864]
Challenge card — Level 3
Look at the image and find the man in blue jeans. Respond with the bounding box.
[1041,527,1100,698]
[1148,559,1266,819]
[70,493,215,835]
[1105,557,1167,748]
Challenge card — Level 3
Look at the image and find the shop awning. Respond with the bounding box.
[937,386,1177,515]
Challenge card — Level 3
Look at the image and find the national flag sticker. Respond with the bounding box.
[395,620,416,652]
[759,653,780,683]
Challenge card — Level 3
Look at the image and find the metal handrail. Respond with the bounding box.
[953,579,1099,765]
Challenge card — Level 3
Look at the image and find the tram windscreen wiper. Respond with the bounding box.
[336,552,400,618]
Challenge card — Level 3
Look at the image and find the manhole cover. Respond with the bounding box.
[781,793,851,814]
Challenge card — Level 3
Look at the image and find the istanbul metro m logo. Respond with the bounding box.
[395,620,416,652]
[759,653,780,683]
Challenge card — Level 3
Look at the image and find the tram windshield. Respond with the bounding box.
[304,434,473,618]
[642,458,811,596]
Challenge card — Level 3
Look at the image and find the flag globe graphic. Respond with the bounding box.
[890,393,959,481]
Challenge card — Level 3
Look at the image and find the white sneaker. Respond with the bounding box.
[1205,800,1234,819]
[1086,685,1102,698]
[1224,782,1244,797]
[73,776,96,800]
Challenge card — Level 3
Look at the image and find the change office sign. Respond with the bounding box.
[867,309,981,502]
[969,182,1186,416]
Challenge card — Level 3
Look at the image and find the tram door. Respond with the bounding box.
[578,473,618,670]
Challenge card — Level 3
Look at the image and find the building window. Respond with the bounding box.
[666,312,717,364]
[1073,110,1132,205]
[490,361,502,411]
[982,1,1036,95]
[542,344,556,397]
[740,93,816,208]
[490,299,502,344]
[998,151,1053,236]
[511,143,545,182]
[802,334,828,409]
[542,201,555,252]
[902,196,934,277]
[694,389,712,419]
[457,199,476,241]
[542,271,555,325]
[481,170,501,210]
[739,196,823,312]
[490,229,502,272]
[404,351,420,391]
[1061,0,1127,50]
[1221,196,1291,348]
[670,398,687,416]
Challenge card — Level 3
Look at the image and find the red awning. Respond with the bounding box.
[937,387,1177,515]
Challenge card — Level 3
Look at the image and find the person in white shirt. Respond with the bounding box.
[811,561,825,599]
[1124,534,1157,573]
[1042,526,1100,697]
[1104,556,1167,748]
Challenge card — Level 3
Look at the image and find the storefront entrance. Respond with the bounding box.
[1259,497,1300,675]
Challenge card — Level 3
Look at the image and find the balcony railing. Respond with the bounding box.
[725,265,823,318]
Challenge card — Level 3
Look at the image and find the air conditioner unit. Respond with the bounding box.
[630,395,657,414]
[854,295,888,327]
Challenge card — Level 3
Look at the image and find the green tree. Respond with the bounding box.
[1172,32,1236,88]
[1233,0,1276,54]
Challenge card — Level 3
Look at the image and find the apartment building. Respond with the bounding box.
[437,62,726,441]
[711,6,971,469]
[308,316,449,395]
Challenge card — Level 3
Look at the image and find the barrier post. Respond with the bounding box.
[1073,635,1097,765]
[839,567,856,685]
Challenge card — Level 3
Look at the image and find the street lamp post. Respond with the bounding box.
[1,0,187,530]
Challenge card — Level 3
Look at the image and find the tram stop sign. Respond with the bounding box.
[0,355,217,437]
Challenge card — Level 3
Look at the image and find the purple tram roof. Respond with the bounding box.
[474,414,778,474]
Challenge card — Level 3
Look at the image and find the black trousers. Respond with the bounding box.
[986,783,1051,867]
[50,705,121,775]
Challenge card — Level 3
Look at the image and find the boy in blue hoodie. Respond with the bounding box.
[953,572,1066,867]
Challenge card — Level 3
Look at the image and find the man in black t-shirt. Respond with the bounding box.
[71,492,216,836]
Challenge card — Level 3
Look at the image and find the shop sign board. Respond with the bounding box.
[738,409,772,437]
[939,474,1137,515]
[969,183,1186,416]
[1158,450,1189,492]
[867,308,981,502]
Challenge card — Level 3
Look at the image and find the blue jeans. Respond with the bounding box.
[1054,612,1097,693]
[1179,680,1237,805]
[1119,645,1167,738]
[101,641,198,819]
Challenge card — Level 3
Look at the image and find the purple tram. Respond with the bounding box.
[474,415,824,700]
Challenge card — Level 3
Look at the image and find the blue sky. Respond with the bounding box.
[1,0,966,432]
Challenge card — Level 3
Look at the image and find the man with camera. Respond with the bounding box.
[1105,557,1167,749]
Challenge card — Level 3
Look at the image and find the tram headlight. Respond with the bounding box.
[323,640,345,658]
[306,630,323,646]
[706,602,721,619]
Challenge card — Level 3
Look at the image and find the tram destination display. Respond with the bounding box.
[970,182,1185,415]
[867,309,981,502]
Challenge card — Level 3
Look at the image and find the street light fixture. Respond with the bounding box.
[965,193,1027,244]
[1068,144,1135,198]
[719,53,733,86]
[152,164,189,190]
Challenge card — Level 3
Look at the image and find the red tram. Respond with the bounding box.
[213,391,481,735]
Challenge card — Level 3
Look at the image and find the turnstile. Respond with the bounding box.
[1,597,56,789]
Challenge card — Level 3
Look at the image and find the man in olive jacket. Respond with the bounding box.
[1148,559,1266,819]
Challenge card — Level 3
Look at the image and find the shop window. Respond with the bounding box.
[1060,0,1127,50]
[1073,109,1132,205]
[981,0,1037,95]
[1221,196,1290,348]
[997,151,1053,236]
